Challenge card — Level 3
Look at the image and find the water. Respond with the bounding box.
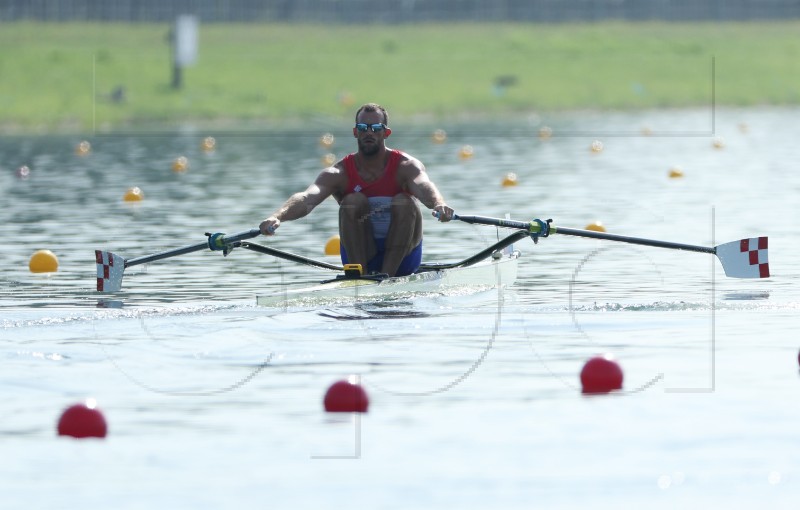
[2,108,798,509]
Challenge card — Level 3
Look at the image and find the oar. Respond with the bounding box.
[95,229,262,292]
[236,241,343,271]
[451,214,770,279]
[418,230,529,271]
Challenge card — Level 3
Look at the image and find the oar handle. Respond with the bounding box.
[453,214,536,231]
[206,229,262,251]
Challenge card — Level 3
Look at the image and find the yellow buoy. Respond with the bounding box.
[432,129,447,144]
[75,140,91,156]
[712,136,725,149]
[320,133,335,149]
[585,221,606,232]
[459,145,474,160]
[172,156,189,173]
[321,153,336,166]
[29,250,59,273]
[538,126,553,139]
[201,137,216,152]
[668,166,684,178]
[590,140,604,153]
[501,173,519,187]
[324,235,341,256]
[123,186,144,202]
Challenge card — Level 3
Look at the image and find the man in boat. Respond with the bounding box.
[259,103,454,277]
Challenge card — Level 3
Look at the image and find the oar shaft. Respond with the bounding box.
[124,229,261,268]
[551,226,716,254]
[419,230,528,271]
[454,215,715,254]
[454,215,531,230]
[238,241,343,271]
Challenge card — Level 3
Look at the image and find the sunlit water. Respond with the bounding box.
[1,108,798,509]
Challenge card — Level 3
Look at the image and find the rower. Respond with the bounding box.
[258,103,454,277]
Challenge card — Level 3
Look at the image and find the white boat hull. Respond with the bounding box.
[256,251,520,306]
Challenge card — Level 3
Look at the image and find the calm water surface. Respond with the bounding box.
[1,108,799,509]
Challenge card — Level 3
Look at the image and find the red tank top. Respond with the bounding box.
[342,149,408,239]
[343,149,405,197]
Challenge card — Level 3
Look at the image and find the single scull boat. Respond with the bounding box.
[94,214,769,304]
[255,247,520,306]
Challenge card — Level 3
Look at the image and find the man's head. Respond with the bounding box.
[353,103,391,156]
[355,103,388,125]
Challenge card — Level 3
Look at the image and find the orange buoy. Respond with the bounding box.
[123,186,144,202]
[585,221,606,232]
[29,250,59,273]
[324,235,340,255]
[501,173,519,187]
[201,137,216,152]
[172,156,189,173]
[668,166,684,178]
[458,145,474,160]
[321,153,336,166]
[75,140,91,156]
[320,133,335,148]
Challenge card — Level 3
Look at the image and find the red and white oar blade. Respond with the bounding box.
[95,250,126,291]
[715,237,770,278]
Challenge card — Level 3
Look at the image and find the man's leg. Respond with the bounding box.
[339,192,376,270]
[382,194,422,276]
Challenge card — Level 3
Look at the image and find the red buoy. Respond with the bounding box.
[323,379,369,413]
[57,400,108,438]
[580,355,624,394]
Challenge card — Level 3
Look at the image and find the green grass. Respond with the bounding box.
[2,21,800,131]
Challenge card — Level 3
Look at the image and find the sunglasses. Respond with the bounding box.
[355,123,387,133]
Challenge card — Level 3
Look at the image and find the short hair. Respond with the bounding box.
[355,103,389,125]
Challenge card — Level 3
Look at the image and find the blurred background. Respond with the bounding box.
[3,0,800,23]
[2,0,799,133]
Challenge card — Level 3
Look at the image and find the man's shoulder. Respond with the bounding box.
[394,150,424,172]
[315,163,349,200]
[317,162,348,184]
[330,153,356,172]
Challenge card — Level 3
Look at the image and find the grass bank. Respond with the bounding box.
[2,21,799,131]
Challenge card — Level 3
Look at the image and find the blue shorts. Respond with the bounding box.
[340,238,422,277]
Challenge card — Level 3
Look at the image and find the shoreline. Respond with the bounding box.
[2,104,796,136]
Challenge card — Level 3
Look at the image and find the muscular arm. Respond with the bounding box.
[398,157,454,221]
[260,166,345,235]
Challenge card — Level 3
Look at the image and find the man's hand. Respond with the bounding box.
[432,204,454,222]
[259,217,280,235]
